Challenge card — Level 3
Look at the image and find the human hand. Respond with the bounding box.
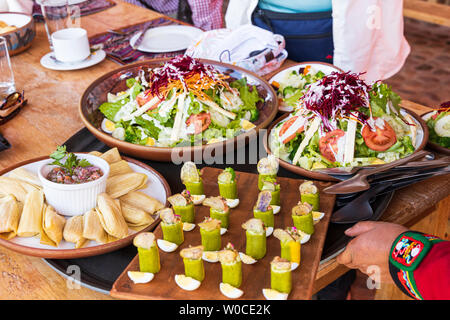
[337,221,408,283]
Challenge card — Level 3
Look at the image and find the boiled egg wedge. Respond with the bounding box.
[226,198,240,208]
[157,239,178,253]
[191,194,206,205]
[101,118,116,134]
[127,271,154,284]
[239,252,257,265]
[202,251,219,263]
[220,283,244,299]
[175,274,201,291]
[183,223,196,232]
[262,288,288,300]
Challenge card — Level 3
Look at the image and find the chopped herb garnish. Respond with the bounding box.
[50,145,92,175]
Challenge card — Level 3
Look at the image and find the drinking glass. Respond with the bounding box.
[39,0,81,50]
[0,36,15,99]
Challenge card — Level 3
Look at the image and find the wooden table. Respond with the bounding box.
[0,1,448,300]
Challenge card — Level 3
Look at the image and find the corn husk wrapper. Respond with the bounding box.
[40,205,66,247]
[0,195,20,240]
[0,177,29,204]
[95,193,129,239]
[17,189,44,237]
[107,234,119,243]
[8,168,42,189]
[63,215,87,248]
[83,209,108,244]
[109,160,133,177]
[100,148,121,164]
[106,173,148,198]
[121,201,155,226]
[89,151,103,157]
[119,191,164,214]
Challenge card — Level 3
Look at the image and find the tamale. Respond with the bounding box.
[63,215,87,248]
[100,148,121,164]
[95,193,129,239]
[0,195,20,240]
[109,160,133,177]
[83,209,108,244]
[119,191,164,214]
[0,177,28,203]
[106,173,148,198]
[89,151,103,157]
[40,205,66,247]
[8,168,42,189]
[120,201,155,226]
[17,189,44,237]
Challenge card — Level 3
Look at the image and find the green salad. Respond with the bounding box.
[271,65,327,112]
[269,72,419,169]
[98,55,262,147]
[423,102,450,149]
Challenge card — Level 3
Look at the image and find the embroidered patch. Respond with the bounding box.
[391,235,424,267]
[396,270,422,300]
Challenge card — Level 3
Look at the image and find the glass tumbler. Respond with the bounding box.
[0,37,15,99]
[39,0,81,50]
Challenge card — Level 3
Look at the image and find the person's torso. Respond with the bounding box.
[258,0,332,13]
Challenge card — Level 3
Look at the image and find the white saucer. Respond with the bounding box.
[40,50,106,71]
[130,25,204,53]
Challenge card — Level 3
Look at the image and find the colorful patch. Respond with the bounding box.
[391,235,424,267]
[396,270,422,300]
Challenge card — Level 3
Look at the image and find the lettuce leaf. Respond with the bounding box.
[99,101,123,121]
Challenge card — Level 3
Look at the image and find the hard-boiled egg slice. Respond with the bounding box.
[191,194,205,205]
[312,211,325,223]
[291,263,299,271]
[226,198,240,208]
[299,231,311,244]
[175,274,201,291]
[145,137,156,146]
[101,118,116,134]
[220,228,227,235]
[202,251,219,263]
[127,271,154,284]
[220,283,244,299]
[241,119,256,131]
[266,227,274,237]
[272,205,280,215]
[183,223,196,232]
[239,252,257,265]
[262,288,288,300]
[157,239,178,253]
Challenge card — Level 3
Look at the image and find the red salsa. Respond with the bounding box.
[47,166,103,184]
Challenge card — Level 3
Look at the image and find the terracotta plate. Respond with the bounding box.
[0,155,171,259]
[421,110,450,155]
[264,108,429,181]
[268,61,343,113]
[79,58,278,162]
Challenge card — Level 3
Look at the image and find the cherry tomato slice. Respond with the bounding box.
[362,118,397,151]
[136,89,156,107]
[186,112,211,135]
[319,129,345,162]
[279,116,305,144]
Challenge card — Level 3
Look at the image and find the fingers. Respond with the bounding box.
[337,239,354,265]
[344,221,379,237]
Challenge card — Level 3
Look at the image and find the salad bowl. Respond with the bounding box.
[79,57,278,162]
[422,106,450,155]
[265,108,429,182]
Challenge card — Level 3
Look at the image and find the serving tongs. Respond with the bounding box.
[331,165,450,224]
[323,150,430,194]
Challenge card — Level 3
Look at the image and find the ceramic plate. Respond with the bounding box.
[0,155,170,259]
[40,49,106,71]
[268,62,343,112]
[421,110,450,155]
[129,25,203,53]
[265,108,428,181]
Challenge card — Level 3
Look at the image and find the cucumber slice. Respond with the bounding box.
[210,110,230,128]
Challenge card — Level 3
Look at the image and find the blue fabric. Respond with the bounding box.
[258,0,332,13]
[252,8,334,63]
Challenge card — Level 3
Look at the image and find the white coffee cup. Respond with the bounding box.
[51,27,90,63]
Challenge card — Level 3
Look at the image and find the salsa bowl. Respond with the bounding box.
[79,58,278,162]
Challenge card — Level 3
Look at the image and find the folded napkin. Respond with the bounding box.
[1,0,33,14]
[185,24,287,75]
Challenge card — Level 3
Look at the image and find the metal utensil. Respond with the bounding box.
[331,183,392,223]
[130,21,153,50]
[323,150,430,194]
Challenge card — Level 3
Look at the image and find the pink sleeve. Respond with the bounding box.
[187,0,224,30]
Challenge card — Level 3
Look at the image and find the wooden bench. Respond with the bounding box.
[404,0,450,27]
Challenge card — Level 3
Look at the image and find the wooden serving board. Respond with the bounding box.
[110,167,336,300]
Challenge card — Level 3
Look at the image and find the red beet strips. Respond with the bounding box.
[301,72,372,131]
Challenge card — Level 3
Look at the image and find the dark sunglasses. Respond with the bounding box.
[0,91,27,125]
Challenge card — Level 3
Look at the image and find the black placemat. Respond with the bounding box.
[44,127,393,293]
